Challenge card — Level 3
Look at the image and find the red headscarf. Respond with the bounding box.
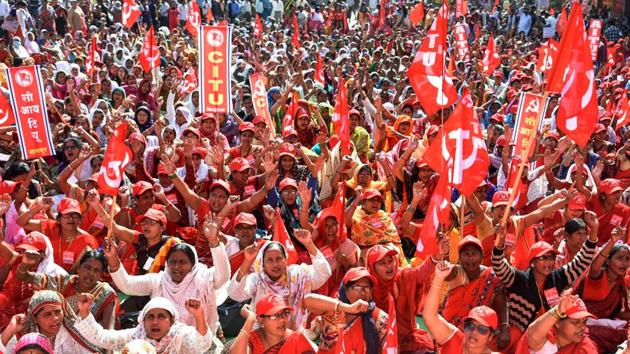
[365,244,400,310]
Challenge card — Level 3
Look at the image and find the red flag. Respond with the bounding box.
[332,77,351,155]
[455,0,468,17]
[454,23,469,61]
[179,70,198,95]
[382,295,399,354]
[330,182,347,242]
[606,43,617,71]
[314,53,325,85]
[417,176,451,256]
[185,0,201,37]
[615,90,630,131]
[409,2,424,26]
[407,3,457,116]
[292,15,301,50]
[481,34,500,75]
[122,0,141,29]
[0,92,15,128]
[254,14,263,38]
[378,0,387,28]
[138,27,161,73]
[273,208,298,265]
[545,3,597,147]
[556,7,567,37]
[206,7,214,23]
[423,90,489,196]
[536,39,559,73]
[98,123,132,195]
[282,91,300,131]
[85,37,97,76]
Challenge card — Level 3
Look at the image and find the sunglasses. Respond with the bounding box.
[536,254,557,261]
[463,319,492,335]
[260,310,291,320]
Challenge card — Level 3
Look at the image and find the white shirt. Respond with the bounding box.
[0,0,10,17]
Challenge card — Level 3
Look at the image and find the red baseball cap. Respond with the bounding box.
[132,181,153,196]
[366,244,399,266]
[182,128,201,139]
[256,293,293,316]
[545,131,560,141]
[600,178,624,195]
[361,188,383,201]
[279,142,297,157]
[200,113,216,122]
[564,298,596,319]
[282,126,298,138]
[234,212,257,226]
[527,241,560,263]
[492,191,511,207]
[496,135,508,147]
[16,232,48,253]
[58,198,81,215]
[458,235,483,252]
[252,115,266,126]
[229,157,251,172]
[157,163,169,176]
[489,113,504,124]
[342,266,377,285]
[568,193,587,210]
[192,147,207,159]
[464,306,498,330]
[135,208,167,226]
[279,178,298,192]
[595,123,607,134]
[209,179,231,194]
[0,180,18,194]
[87,173,100,183]
[239,122,255,133]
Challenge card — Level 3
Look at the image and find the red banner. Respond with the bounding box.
[587,19,602,62]
[511,92,547,159]
[454,23,469,61]
[98,123,132,195]
[249,73,273,131]
[199,25,232,114]
[6,66,54,160]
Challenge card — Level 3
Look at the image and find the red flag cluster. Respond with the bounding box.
[536,39,558,73]
[408,2,424,26]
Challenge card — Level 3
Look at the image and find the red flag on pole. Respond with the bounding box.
[417,176,451,256]
[314,53,325,85]
[85,37,97,76]
[545,3,597,147]
[378,0,387,28]
[481,34,500,75]
[407,2,457,116]
[122,0,141,29]
[206,7,214,23]
[179,70,198,95]
[273,208,299,265]
[138,27,161,73]
[615,90,629,131]
[254,14,263,38]
[556,7,567,37]
[0,91,15,128]
[536,39,559,73]
[382,295,399,353]
[330,182,347,242]
[332,77,351,155]
[292,15,301,50]
[98,123,132,195]
[185,0,201,37]
[409,2,424,26]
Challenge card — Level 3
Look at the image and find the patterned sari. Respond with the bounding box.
[248,331,316,354]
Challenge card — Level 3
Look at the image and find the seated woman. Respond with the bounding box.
[304,267,389,353]
[424,261,501,354]
[514,292,598,354]
[442,236,509,349]
[17,251,118,329]
[75,294,213,354]
[228,293,317,354]
[575,230,629,353]
[0,290,102,353]
[227,230,332,330]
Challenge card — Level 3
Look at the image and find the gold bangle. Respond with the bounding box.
[239,329,249,338]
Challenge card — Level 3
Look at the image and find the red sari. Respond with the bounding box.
[0,257,36,331]
[248,331,315,354]
[587,198,630,246]
[514,328,598,354]
[40,220,99,272]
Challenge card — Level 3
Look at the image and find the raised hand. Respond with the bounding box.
[263,205,276,223]
[557,288,578,315]
[610,226,626,244]
[264,169,279,191]
[7,314,26,335]
[582,210,598,229]
[185,298,204,318]
[240,304,256,321]
[118,186,130,207]
[85,189,100,207]
[153,183,167,201]
[412,181,426,201]
[0,193,11,217]
[592,159,604,179]
[77,293,94,319]
[102,237,120,268]
[297,181,311,206]
[434,261,454,280]
[293,228,313,246]
[342,299,370,314]
[202,215,220,246]
[243,243,260,264]
[160,154,177,175]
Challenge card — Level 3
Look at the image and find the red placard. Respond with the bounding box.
[6,65,54,160]
[249,73,273,132]
[198,25,232,114]
[587,19,602,62]
[454,23,469,61]
[511,92,548,159]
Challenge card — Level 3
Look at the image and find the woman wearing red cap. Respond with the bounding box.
[229,293,316,354]
[587,178,630,246]
[425,261,502,354]
[514,292,598,354]
[304,267,389,353]
[226,122,263,166]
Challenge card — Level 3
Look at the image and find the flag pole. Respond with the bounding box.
[460,196,466,238]
[105,194,118,242]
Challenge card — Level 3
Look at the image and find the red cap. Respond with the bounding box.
[416,159,429,168]
[157,163,169,176]
[595,123,607,134]
[349,108,361,117]
[282,126,298,138]
[568,193,587,210]
[366,244,399,266]
[256,293,293,316]
[209,179,231,194]
[279,178,298,192]
[234,212,257,226]
[600,178,624,194]
[489,113,504,124]
[129,132,147,145]
[0,180,18,194]
[135,208,167,226]
[361,188,383,201]
[545,131,560,141]
[493,70,504,79]
[342,266,377,285]
[252,115,266,126]
[492,191,511,207]
[599,113,612,122]
[182,128,201,139]
[87,173,100,183]
[279,142,297,157]
[564,298,596,319]
[200,113,216,122]
[458,235,483,252]
[58,198,81,215]
[16,232,48,253]
[239,122,255,133]
[527,241,560,263]
[496,135,508,147]
[229,157,251,172]
[192,147,207,159]
[132,181,153,196]
[464,306,498,330]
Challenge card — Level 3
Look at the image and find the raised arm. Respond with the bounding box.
[303,293,370,316]
[423,261,458,344]
[465,193,486,225]
[589,226,624,279]
[521,189,570,228]
[345,187,362,229]
[102,237,157,296]
[16,198,53,232]
[526,292,580,351]
[85,189,136,244]
[74,294,134,350]
[161,154,204,210]
[297,181,314,232]
[228,305,256,354]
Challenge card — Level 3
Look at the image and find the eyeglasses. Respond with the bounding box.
[536,254,557,261]
[281,189,297,195]
[140,219,159,226]
[348,284,373,292]
[260,310,291,320]
[463,319,492,335]
[61,213,81,219]
[64,145,79,151]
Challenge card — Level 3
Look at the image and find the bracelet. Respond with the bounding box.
[549,306,566,320]
[109,264,120,273]
[239,329,250,338]
[209,241,220,248]
[499,322,510,328]
[20,185,28,191]
[334,301,340,312]
[169,173,177,179]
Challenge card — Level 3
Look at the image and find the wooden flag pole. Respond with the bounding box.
[460,197,466,238]
[105,194,118,242]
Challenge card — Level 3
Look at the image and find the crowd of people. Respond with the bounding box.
[0,0,627,353]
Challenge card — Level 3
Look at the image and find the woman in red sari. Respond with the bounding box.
[228,293,316,354]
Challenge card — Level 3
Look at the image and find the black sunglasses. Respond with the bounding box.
[463,319,492,335]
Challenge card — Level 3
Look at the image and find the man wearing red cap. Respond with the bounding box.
[17,198,98,272]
